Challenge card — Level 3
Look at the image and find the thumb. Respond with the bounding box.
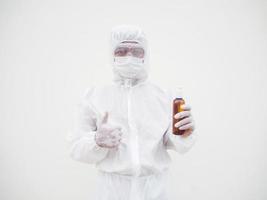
[101,112,109,124]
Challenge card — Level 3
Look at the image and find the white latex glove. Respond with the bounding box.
[174,104,195,138]
[95,112,123,148]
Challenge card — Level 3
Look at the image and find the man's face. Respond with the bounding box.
[112,41,146,79]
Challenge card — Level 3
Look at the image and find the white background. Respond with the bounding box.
[0,0,266,199]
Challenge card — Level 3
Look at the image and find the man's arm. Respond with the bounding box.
[163,124,197,154]
[66,87,109,164]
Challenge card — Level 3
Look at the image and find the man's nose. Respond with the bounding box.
[126,51,133,56]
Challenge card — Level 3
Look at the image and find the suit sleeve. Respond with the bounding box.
[163,125,197,154]
[66,87,109,164]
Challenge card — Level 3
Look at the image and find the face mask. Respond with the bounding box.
[114,56,144,66]
[113,56,145,78]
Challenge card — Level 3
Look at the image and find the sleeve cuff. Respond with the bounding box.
[167,131,197,154]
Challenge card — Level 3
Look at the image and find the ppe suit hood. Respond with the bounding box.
[110,25,150,87]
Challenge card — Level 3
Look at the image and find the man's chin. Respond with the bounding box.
[118,71,139,79]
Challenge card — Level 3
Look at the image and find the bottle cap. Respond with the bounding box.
[175,86,183,98]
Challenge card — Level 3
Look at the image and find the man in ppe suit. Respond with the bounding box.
[66,25,197,200]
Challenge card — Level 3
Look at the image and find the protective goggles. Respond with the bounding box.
[114,43,145,58]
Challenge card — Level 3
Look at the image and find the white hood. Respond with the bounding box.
[110,25,150,87]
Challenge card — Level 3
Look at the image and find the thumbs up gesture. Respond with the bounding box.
[95,112,123,148]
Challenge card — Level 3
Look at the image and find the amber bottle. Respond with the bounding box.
[172,97,185,135]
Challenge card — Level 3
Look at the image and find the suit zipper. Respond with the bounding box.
[127,87,140,176]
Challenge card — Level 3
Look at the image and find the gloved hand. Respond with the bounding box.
[174,104,195,138]
[95,112,123,148]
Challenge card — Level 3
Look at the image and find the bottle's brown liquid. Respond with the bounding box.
[173,98,185,135]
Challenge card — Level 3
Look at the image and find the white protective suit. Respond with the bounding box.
[66,25,197,200]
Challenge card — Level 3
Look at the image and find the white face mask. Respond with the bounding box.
[114,56,144,66]
[113,56,145,78]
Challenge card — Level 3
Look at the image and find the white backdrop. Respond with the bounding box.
[0,0,266,199]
